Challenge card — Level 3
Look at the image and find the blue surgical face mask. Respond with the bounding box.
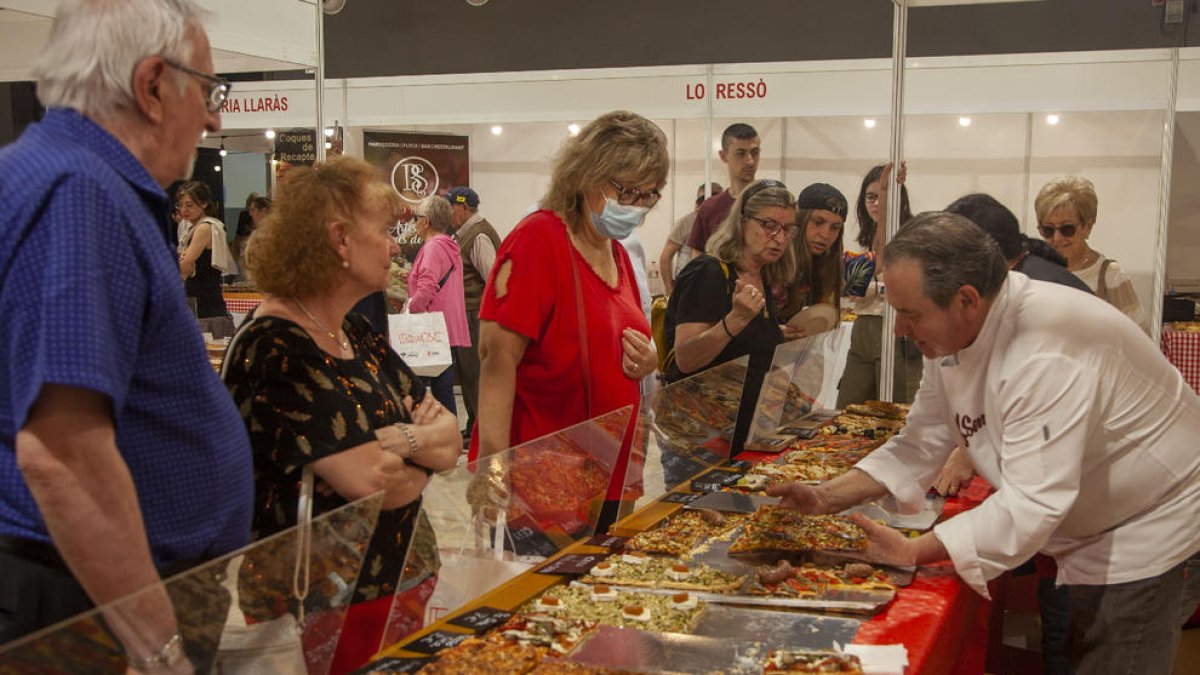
[590,196,649,240]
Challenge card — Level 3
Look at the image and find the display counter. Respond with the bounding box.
[358,334,993,674]
[0,331,996,674]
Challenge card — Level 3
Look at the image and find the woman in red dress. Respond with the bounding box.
[469,111,668,537]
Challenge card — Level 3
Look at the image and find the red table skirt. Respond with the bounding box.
[1161,327,1200,395]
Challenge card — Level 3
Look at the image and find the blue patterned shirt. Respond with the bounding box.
[0,109,253,568]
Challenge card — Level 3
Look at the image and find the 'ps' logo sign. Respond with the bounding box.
[390,156,440,204]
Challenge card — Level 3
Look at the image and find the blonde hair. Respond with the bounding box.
[705,180,797,286]
[1035,176,1098,226]
[245,156,400,298]
[540,110,669,233]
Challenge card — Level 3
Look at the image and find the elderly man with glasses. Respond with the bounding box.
[0,0,249,669]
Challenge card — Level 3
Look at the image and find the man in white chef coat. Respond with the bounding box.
[769,211,1200,675]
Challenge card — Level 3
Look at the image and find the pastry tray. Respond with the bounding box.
[562,615,862,674]
[685,487,946,532]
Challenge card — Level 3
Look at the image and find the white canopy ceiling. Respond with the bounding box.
[0,0,318,82]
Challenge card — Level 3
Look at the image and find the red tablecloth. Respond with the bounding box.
[736,449,992,675]
[1161,327,1200,394]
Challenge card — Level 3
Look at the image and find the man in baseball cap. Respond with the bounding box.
[444,186,499,447]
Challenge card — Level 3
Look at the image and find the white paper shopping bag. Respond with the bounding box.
[389,311,452,377]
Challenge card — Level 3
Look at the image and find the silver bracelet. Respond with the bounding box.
[399,423,420,458]
[127,632,184,671]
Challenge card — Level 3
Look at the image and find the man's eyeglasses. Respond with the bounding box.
[1038,223,1078,239]
[163,58,230,114]
[748,215,798,240]
[609,180,661,208]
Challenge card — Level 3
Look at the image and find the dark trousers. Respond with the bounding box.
[1039,577,1073,675]
[1067,550,1200,675]
[0,546,93,645]
[452,308,483,436]
[423,367,457,416]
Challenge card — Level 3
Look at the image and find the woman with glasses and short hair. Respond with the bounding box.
[662,179,799,451]
[1035,175,1150,335]
[468,111,666,533]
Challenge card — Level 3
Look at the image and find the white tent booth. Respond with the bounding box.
[212,47,1200,339]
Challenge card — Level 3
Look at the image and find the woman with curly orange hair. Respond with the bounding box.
[224,156,461,673]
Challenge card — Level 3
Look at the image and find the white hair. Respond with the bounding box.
[31,0,208,120]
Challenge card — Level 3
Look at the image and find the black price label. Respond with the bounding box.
[722,459,752,471]
[585,533,627,549]
[350,656,434,674]
[779,426,819,439]
[661,491,701,504]
[405,630,470,655]
[690,469,744,493]
[505,516,562,558]
[660,451,706,478]
[448,606,513,633]
[535,553,608,576]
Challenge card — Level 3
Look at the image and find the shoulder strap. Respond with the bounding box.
[292,467,313,620]
[717,259,736,298]
[218,308,259,380]
[567,243,592,417]
[437,264,454,289]
[1097,258,1112,302]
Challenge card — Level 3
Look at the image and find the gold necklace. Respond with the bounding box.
[293,299,351,352]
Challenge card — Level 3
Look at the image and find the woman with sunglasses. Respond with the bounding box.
[837,163,925,408]
[779,183,847,326]
[663,179,798,451]
[1035,176,1150,334]
[469,111,667,533]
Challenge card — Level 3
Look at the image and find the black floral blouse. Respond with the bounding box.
[223,312,427,605]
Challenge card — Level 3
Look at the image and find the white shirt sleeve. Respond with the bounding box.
[471,234,496,281]
[854,365,958,513]
[933,353,1098,597]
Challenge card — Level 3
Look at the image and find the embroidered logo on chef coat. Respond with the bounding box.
[956,412,986,447]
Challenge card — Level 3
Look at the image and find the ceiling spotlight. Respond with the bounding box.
[567,123,581,136]
[265,129,276,140]
[490,125,503,136]
[1046,114,1060,125]
[214,165,222,172]
[324,127,335,138]
[863,118,876,129]
[218,139,227,157]
[958,116,972,127]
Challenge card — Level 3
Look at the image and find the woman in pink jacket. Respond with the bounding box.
[407,196,469,413]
